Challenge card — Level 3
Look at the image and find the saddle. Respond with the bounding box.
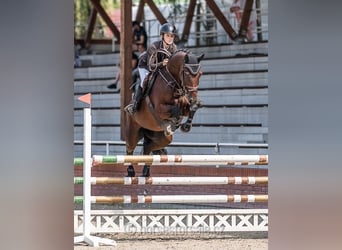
[143,67,179,96]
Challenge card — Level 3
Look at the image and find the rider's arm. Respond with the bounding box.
[147,45,164,71]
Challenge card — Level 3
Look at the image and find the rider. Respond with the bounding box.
[124,22,178,115]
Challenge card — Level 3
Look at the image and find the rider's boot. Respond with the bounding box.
[124,83,143,115]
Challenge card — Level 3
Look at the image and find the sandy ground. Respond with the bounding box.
[74,232,268,250]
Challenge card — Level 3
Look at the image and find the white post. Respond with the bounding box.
[83,107,91,236]
[74,107,116,247]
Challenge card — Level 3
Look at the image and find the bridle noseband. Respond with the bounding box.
[182,63,201,94]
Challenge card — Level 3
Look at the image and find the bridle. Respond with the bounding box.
[156,49,202,99]
[182,63,201,94]
[145,49,203,135]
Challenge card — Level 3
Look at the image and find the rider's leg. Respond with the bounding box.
[138,67,149,86]
[125,67,149,115]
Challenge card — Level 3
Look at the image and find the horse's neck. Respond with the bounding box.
[159,67,178,89]
[167,52,184,79]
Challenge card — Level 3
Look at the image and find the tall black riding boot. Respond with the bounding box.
[124,83,143,115]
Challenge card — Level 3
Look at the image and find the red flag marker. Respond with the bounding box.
[78,93,91,105]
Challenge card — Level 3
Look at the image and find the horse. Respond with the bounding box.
[124,49,204,177]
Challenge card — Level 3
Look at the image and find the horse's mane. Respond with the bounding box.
[170,48,194,63]
[171,48,190,57]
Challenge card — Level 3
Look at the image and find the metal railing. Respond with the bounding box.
[74,140,268,155]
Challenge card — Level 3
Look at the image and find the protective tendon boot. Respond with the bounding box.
[125,83,143,115]
[126,165,136,177]
[142,165,150,177]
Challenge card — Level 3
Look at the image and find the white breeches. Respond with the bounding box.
[138,67,149,87]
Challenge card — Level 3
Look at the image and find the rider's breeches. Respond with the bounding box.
[138,67,149,87]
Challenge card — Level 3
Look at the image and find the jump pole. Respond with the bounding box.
[74,194,269,204]
[74,176,268,185]
[74,94,116,247]
[92,154,268,166]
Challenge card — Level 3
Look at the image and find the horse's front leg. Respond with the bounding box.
[156,103,183,135]
[180,99,202,133]
[157,103,181,120]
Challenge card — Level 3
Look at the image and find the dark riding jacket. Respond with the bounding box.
[138,40,177,71]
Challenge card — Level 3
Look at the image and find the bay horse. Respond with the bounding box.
[124,49,204,177]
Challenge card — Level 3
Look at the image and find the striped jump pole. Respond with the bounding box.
[74,194,268,204]
[74,158,83,166]
[74,94,116,247]
[92,154,268,166]
[74,176,268,185]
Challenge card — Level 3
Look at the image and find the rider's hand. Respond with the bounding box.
[162,59,169,66]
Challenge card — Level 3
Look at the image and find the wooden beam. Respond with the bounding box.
[84,7,98,48]
[255,0,263,41]
[239,0,253,38]
[144,0,167,24]
[120,0,133,141]
[135,0,145,23]
[195,1,201,45]
[181,0,197,42]
[205,0,238,40]
[90,0,121,41]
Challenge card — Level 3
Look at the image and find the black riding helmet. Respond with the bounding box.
[159,23,177,36]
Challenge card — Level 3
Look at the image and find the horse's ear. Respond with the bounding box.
[184,54,189,63]
[197,53,205,62]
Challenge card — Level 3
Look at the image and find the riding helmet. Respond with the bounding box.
[160,23,177,36]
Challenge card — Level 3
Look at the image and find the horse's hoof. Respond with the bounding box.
[180,123,191,133]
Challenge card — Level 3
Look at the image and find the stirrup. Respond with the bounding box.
[124,104,135,115]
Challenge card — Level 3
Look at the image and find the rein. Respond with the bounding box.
[145,50,202,136]
[158,50,201,99]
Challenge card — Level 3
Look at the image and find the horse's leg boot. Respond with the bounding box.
[126,165,136,177]
[141,165,150,177]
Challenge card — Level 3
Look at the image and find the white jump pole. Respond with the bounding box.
[74,95,116,247]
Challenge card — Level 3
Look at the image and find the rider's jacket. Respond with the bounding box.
[138,40,177,71]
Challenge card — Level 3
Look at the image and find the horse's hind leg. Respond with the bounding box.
[140,136,152,177]
[143,131,172,154]
[126,146,136,177]
[126,163,135,177]
[141,132,172,177]
[152,148,168,155]
[125,124,142,177]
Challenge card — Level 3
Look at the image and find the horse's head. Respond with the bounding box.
[167,49,204,105]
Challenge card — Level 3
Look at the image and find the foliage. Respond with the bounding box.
[74,0,188,38]
[74,0,120,38]
[74,0,91,38]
